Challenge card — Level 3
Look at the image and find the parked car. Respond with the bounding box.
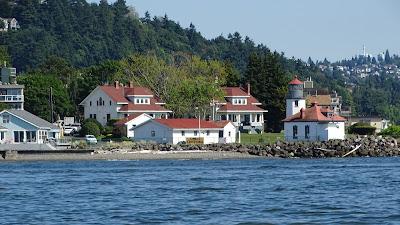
[64,127,75,136]
[85,135,98,144]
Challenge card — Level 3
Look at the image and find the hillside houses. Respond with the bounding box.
[0,17,19,32]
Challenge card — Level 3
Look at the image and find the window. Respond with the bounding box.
[107,114,111,122]
[145,99,149,104]
[109,100,112,106]
[293,125,298,139]
[38,130,47,140]
[219,130,223,138]
[99,97,103,106]
[3,115,9,123]
[26,131,36,142]
[305,125,310,139]
[181,131,185,136]
[221,115,226,120]
[228,131,231,137]
[206,130,210,136]
[96,100,99,106]
[151,131,155,137]
[90,101,92,106]
[14,131,24,143]
[124,114,128,118]
[0,132,4,140]
[93,114,97,119]
[295,100,299,107]
[194,131,198,136]
[89,114,92,119]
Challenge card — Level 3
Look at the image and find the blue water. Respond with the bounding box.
[1,158,400,225]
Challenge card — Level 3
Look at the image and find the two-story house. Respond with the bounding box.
[79,81,172,126]
[215,84,267,133]
[1,65,24,109]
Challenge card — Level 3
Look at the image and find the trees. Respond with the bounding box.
[17,73,74,122]
[244,52,289,132]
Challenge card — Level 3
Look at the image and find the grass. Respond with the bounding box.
[240,132,284,144]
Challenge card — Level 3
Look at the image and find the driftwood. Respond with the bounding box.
[342,144,362,157]
[314,148,336,152]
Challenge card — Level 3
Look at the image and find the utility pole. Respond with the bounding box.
[50,87,54,123]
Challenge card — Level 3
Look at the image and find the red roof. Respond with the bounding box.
[114,113,143,126]
[100,86,129,103]
[125,86,154,96]
[154,119,222,129]
[118,103,170,112]
[218,103,265,112]
[214,120,231,128]
[282,103,346,122]
[222,87,249,96]
[289,76,303,85]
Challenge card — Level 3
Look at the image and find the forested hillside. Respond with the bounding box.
[1,0,400,128]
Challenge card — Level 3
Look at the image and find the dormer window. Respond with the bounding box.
[232,98,247,105]
[134,97,150,105]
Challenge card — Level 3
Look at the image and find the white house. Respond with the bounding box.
[79,81,172,126]
[215,84,267,133]
[0,18,20,32]
[0,109,60,144]
[133,119,236,144]
[114,113,152,138]
[283,76,346,142]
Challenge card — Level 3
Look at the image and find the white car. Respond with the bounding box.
[64,127,75,135]
[85,135,98,144]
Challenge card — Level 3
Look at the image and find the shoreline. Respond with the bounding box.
[0,150,260,161]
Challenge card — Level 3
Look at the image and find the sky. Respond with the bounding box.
[93,0,399,62]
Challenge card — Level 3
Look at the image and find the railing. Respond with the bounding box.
[0,95,23,102]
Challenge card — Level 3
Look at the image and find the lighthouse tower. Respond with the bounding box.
[286,76,306,117]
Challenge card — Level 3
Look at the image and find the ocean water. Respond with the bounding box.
[1,158,400,225]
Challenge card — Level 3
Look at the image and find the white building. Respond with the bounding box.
[215,84,267,133]
[79,81,172,126]
[133,119,236,144]
[283,77,346,142]
[114,113,152,138]
[1,64,24,109]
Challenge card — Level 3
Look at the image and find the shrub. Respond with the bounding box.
[107,119,120,127]
[379,125,400,138]
[80,121,101,137]
[102,126,114,135]
[348,122,376,135]
[81,118,103,133]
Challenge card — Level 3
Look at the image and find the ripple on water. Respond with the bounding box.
[0,158,399,224]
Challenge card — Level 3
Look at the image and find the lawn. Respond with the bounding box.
[239,132,284,144]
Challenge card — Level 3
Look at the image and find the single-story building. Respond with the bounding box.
[114,113,152,138]
[346,117,391,133]
[133,119,236,144]
[0,109,60,144]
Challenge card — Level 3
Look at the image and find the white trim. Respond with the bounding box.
[126,94,154,97]
[224,95,250,98]
[217,110,268,113]
[155,102,166,105]
[122,113,153,126]
[118,110,172,113]
[251,103,262,105]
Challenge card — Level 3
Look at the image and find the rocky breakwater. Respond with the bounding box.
[95,136,399,158]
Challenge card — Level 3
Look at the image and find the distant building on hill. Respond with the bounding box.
[0,18,20,32]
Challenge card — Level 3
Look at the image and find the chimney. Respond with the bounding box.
[114,81,119,89]
[247,83,250,95]
[300,108,305,119]
[129,81,134,88]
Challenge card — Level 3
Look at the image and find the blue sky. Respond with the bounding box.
[92,0,399,61]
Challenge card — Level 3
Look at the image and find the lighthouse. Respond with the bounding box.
[286,76,306,117]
